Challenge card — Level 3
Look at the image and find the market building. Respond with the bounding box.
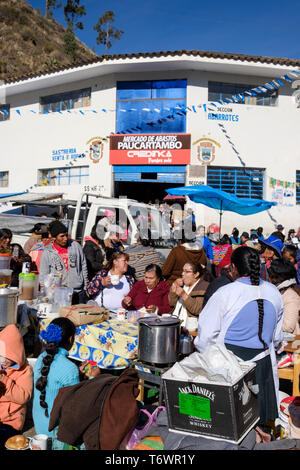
[0,49,300,234]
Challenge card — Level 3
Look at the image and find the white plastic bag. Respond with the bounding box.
[169,344,244,384]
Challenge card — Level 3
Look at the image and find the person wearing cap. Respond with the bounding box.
[97,209,116,234]
[23,223,49,255]
[259,235,284,281]
[39,220,89,304]
[241,232,255,249]
[272,224,285,243]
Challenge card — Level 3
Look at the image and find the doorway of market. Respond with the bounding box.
[114,181,183,205]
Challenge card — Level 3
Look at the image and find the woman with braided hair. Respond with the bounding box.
[195,246,284,429]
[33,317,100,447]
[33,318,78,438]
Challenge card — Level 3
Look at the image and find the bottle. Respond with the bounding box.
[22,262,30,274]
[12,246,19,258]
[19,273,36,300]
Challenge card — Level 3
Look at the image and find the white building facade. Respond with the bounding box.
[0,50,300,235]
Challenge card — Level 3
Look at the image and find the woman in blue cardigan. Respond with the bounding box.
[33,317,100,449]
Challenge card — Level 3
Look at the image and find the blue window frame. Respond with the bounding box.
[296,171,300,205]
[208,82,278,107]
[116,79,187,134]
[38,166,89,186]
[0,171,9,187]
[207,166,265,199]
[40,88,91,113]
[0,105,10,122]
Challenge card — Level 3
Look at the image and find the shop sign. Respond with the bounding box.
[51,147,85,161]
[109,133,191,165]
[207,112,239,122]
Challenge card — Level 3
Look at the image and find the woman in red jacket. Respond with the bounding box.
[122,264,172,315]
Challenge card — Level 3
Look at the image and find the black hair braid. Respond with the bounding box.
[35,317,76,417]
[35,342,59,417]
[248,251,267,350]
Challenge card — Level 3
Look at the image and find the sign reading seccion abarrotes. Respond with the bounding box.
[207,107,239,122]
[109,133,191,165]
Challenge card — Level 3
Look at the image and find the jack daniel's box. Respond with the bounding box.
[162,362,259,444]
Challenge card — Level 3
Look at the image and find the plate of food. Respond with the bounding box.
[5,435,30,451]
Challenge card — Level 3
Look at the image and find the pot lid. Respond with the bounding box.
[0,287,18,295]
[138,315,180,326]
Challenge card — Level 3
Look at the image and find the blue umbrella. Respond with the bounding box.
[166,184,277,237]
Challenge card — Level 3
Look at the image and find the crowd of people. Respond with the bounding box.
[0,215,300,449]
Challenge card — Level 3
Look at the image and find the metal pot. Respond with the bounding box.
[138,316,180,364]
[0,287,19,327]
[179,334,194,355]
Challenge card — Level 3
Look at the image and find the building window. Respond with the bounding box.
[40,88,91,113]
[296,171,300,205]
[116,79,187,133]
[0,105,10,122]
[38,166,89,186]
[208,82,278,106]
[207,166,264,199]
[0,171,9,187]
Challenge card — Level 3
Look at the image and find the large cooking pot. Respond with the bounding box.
[138,316,180,364]
[0,287,19,327]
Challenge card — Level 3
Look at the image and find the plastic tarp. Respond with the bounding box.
[0,214,53,234]
[0,192,64,204]
[166,184,277,215]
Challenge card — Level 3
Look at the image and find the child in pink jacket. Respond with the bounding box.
[0,325,33,448]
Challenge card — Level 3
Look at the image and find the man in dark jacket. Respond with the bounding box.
[272,224,285,243]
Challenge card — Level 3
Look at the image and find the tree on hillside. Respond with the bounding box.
[94,11,123,54]
[63,0,86,30]
[62,1,86,62]
[45,0,58,18]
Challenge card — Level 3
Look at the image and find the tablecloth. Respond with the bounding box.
[39,316,138,369]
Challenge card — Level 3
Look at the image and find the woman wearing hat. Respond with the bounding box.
[259,235,284,281]
[23,223,49,255]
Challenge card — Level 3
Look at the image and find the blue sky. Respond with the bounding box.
[27,0,300,59]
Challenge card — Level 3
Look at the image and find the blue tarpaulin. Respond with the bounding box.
[0,192,26,200]
[166,184,276,216]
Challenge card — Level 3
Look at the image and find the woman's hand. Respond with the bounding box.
[171,277,183,293]
[102,276,111,287]
[145,305,157,313]
[123,296,132,307]
[174,285,185,297]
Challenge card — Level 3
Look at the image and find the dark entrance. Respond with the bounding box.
[114,181,183,204]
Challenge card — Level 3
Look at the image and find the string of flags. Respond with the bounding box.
[269,176,300,189]
[1,69,299,120]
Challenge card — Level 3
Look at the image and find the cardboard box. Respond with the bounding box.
[162,362,259,444]
[59,304,110,326]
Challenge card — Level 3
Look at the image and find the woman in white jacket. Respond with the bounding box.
[195,246,284,429]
